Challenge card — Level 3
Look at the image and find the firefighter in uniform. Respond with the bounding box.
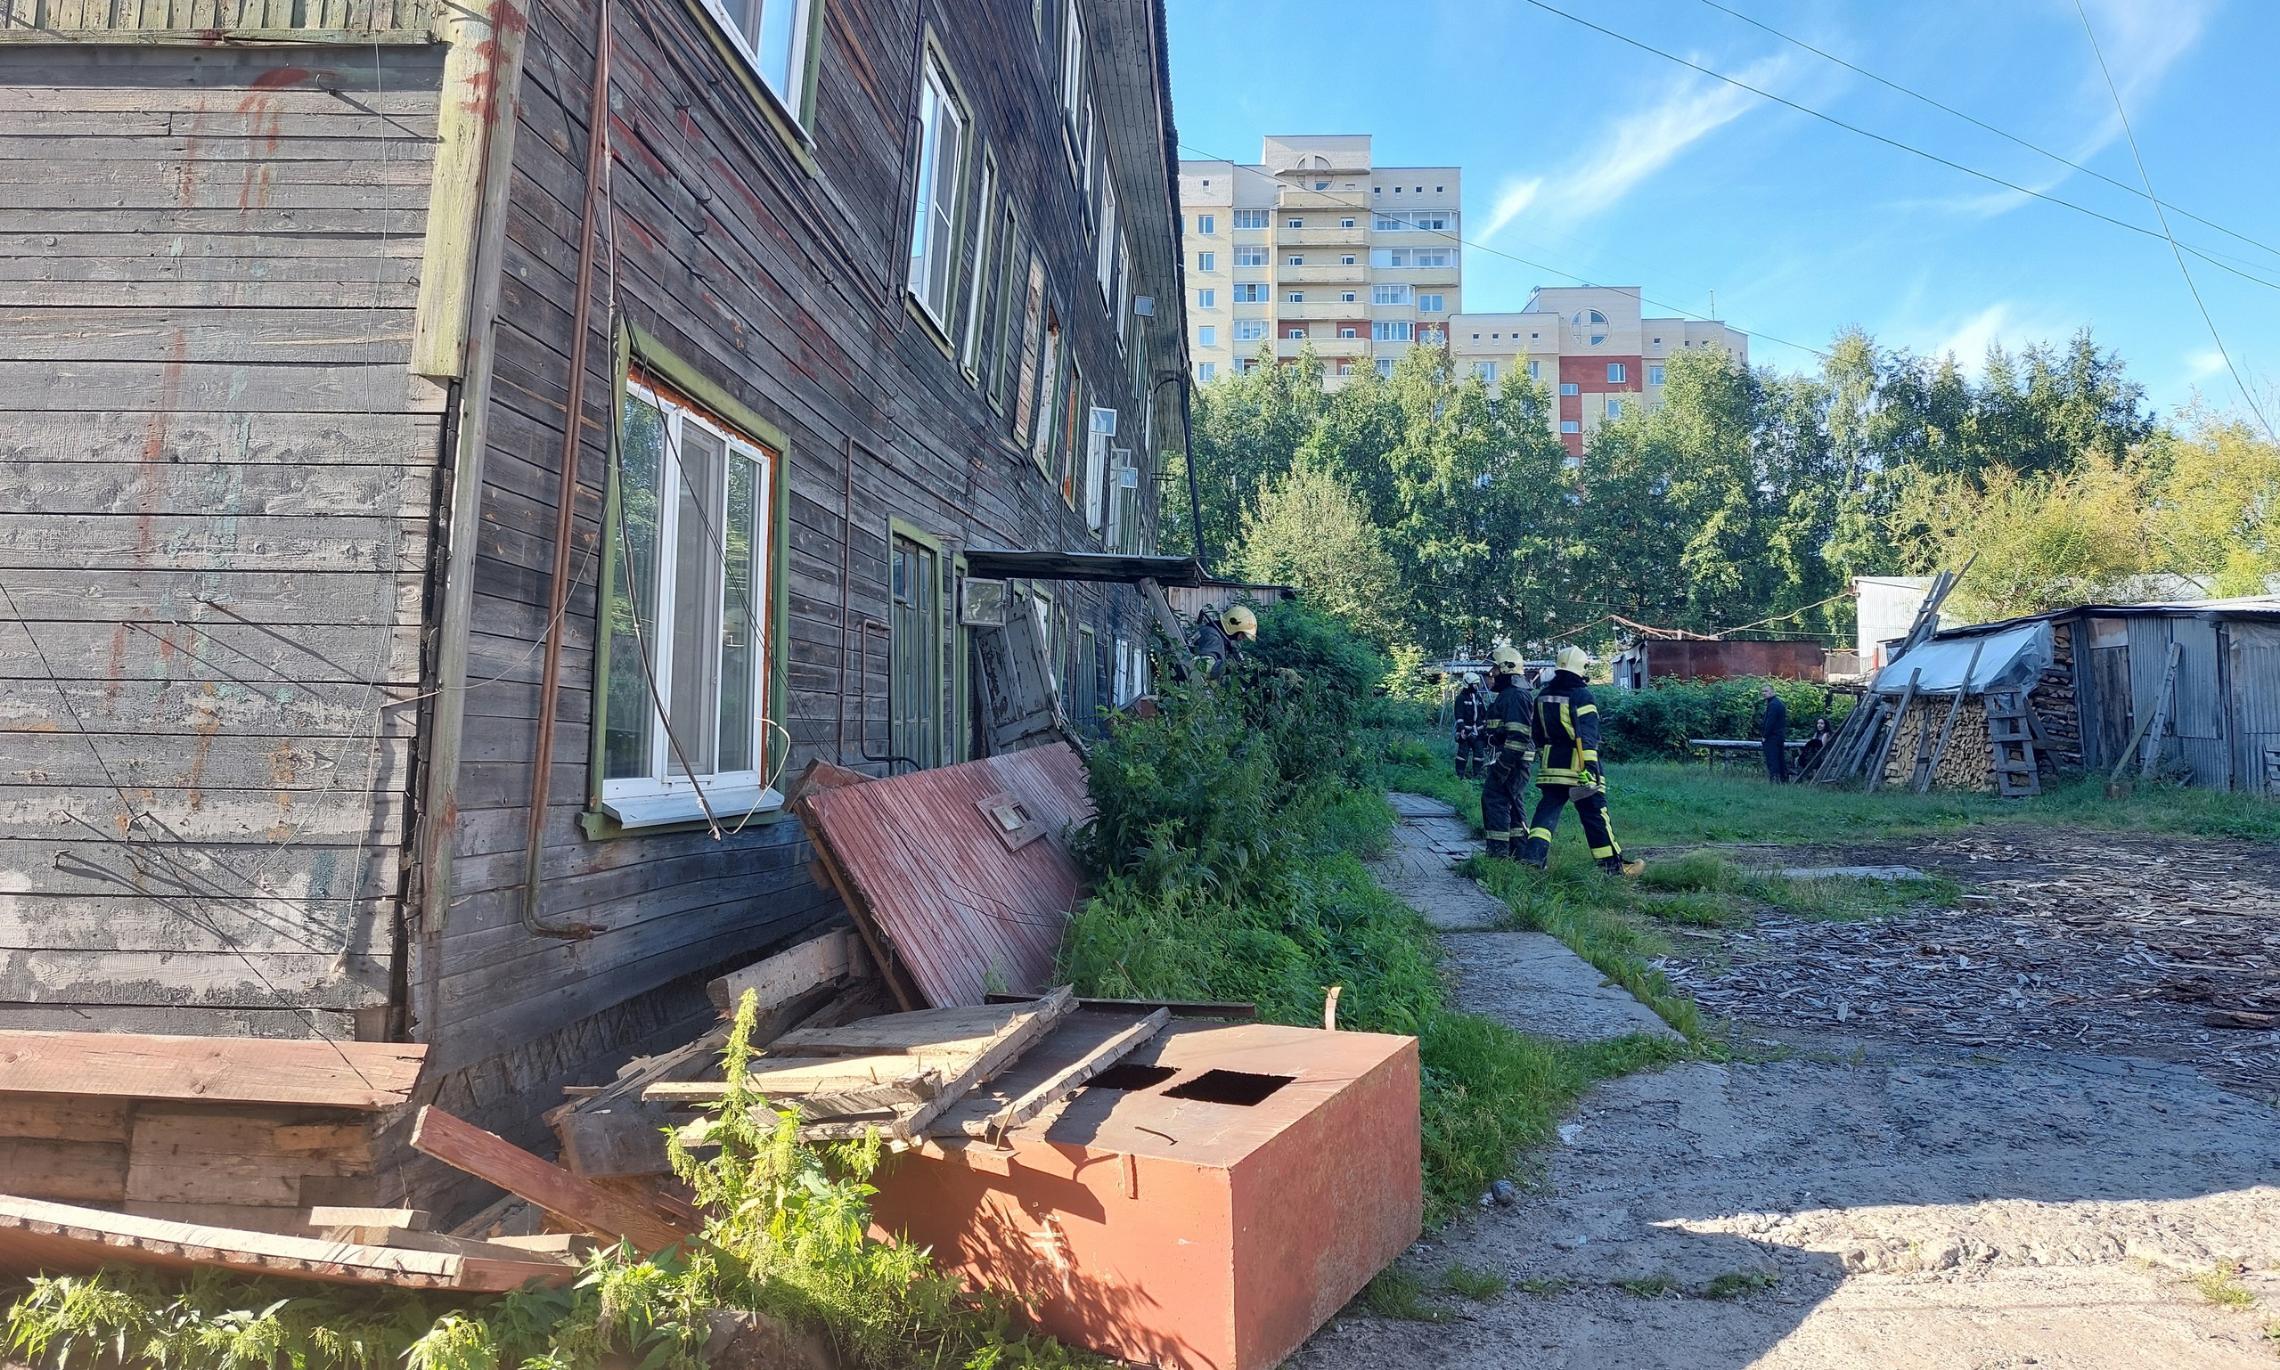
[1479,647,1535,859]
[1452,672,1488,779]
[1188,604,1256,678]
[1519,645,1644,876]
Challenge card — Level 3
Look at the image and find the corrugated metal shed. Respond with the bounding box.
[1925,599,2280,794]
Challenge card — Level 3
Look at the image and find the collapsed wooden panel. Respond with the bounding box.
[800,746,1092,1009]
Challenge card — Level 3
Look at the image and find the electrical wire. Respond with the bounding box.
[1513,0,2280,295]
[1695,0,2280,267]
[2072,0,2275,442]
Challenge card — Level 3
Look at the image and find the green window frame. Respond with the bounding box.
[586,325,792,837]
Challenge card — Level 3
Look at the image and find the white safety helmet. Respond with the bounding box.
[1463,671,1481,686]
[1555,644,1591,675]
[1491,645,1524,674]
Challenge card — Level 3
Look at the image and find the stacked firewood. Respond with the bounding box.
[1881,697,1996,792]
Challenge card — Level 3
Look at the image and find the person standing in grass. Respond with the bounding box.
[1480,648,1534,859]
[1518,645,1643,876]
[1453,671,1488,779]
[1760,683,1790,783]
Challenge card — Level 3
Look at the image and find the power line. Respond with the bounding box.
[1515,0,2280,296]
[2072,1,2275,441]
[1696,0,2280,267]
[1179,142,1838,362]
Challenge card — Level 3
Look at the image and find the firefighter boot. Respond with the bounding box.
[1598,855,1645,878]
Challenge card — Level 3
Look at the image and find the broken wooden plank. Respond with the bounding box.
[705,926,865,1015]
[870,989,1077,1142]
[963,1008,1168,1141]
[983,992,1258,1019]
[309,1206,430,1233]
[0,1032,423,1110]
[0,1194,573,1292]
[644,1063,941,1115]
[409,1107,697,1256]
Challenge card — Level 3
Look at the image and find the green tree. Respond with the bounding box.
[1161,343,1323,563]
[1236,462,1405,647]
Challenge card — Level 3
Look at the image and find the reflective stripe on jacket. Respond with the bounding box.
[1531,671,1601,784]
[1486,677,1535,759]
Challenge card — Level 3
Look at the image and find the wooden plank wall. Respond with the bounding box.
[0,0,437,39]
[0,45,448,1038]
[418,0,1184,1097]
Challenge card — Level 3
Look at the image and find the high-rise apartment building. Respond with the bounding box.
[1179,135,1461,388]
[1448,287,1748,457]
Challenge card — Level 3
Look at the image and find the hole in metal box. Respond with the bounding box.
[1162,1069,1294,1107]
[1087,1063,1178,1092]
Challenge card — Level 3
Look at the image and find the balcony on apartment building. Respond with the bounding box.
[1278,263,1370,286]
[1279,300,1364,321]
[1274,186,1365,211]
[1276,335,1370,360]
[1278,224,1369,248]
[1373,265,1460,287]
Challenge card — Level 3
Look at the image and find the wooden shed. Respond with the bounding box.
[0,0,1191,1204]
[1873,599,2280,795]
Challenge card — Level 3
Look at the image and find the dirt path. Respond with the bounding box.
[1304,812,2280,1369]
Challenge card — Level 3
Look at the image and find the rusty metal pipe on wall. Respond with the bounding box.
[520,0,616,941]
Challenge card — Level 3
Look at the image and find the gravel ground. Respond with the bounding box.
[1303,824,2280,1369]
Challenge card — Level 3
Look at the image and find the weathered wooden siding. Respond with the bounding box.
[417,0,1185,1106]
[0,45,447,1037]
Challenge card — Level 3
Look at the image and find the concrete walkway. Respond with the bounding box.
[1372,792,1676,1044]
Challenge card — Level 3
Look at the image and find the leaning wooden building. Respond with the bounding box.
[0,0,1190,1192]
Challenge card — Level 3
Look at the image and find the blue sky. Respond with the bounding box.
[1164,0,2280,421]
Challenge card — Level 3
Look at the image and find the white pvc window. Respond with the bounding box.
[1234,245,1267,266]
[1607,361,1627,383]
[1197,287,1216,308]
[1233,208,1269,229]
[1417,293,1444,311]
[1648,364,1666,385]
[1197,213,1215,234]
[604,381,776,820]
[1197,325,1216,346]
[906,55,967,324]
[1371,320,1412,341]
[1473,361,1496,382]
[1196,250,1215,272]
[707,0,818,122]
[1233,318,1266,341]
[1371,283,1410,305]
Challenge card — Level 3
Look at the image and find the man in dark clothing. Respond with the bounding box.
[1452,673,1488,779]
[1760,685,1790,783]
[1518,646,1642,876]
[1479,649,1534,859]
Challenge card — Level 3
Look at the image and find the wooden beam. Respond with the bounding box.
[987,992,1258,1020]
[408,1107,696,1255]
[409,0,526,376]
[705,927,863,1015]
[0,1032,423,1109]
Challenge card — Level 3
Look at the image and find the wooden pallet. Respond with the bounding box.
[1986,691,2041,797]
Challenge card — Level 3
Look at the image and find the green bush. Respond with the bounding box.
[1594,677,1854,762]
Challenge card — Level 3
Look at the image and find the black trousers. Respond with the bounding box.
[1764,738,1788,782]
[1519,783,1623,866]
[1456,728,1490,778]
[1481,758,1530,856]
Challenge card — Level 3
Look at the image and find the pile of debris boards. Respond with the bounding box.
[0,746,1421,1370]
[0,1032,590,1291]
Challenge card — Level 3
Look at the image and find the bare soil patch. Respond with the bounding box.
[1657,825,2280,1096]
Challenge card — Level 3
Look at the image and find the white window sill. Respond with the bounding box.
[602,785,784,831]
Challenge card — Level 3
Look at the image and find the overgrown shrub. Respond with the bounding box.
[1594,677,1854,762]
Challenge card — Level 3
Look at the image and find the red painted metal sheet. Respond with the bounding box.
[802,745,1092,1008]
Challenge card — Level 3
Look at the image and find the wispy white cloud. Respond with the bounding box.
[1479,178,1543,241]
[1902,301,2074,372]
[1480,54,1797,238]
[2183,347,2227,380]
[1936,0,2212,220]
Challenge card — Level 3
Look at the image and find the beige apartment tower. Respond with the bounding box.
[1179,135,1461,388]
